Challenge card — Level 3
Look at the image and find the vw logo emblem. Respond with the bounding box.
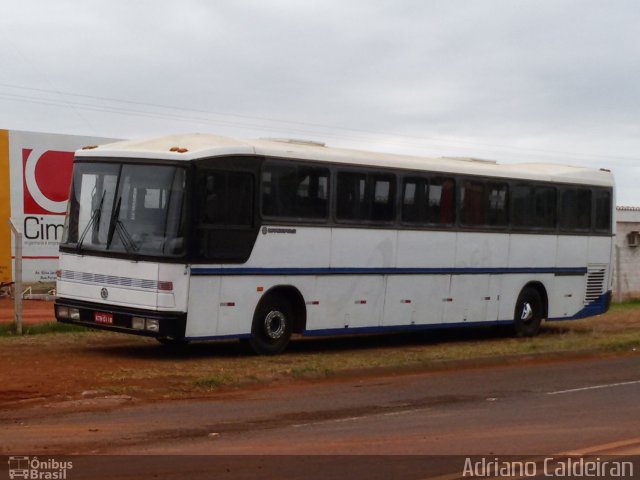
[100,288,109,300]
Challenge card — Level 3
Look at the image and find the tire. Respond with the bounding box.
[248,295,293,355]
[513,287,543,337]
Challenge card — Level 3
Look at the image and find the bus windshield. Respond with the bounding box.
[61,162,187,257]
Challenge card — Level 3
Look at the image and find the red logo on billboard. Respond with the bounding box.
[23,149,74,215]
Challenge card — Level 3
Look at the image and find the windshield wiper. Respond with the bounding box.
[76,190,105,252]
[107,197,138,254]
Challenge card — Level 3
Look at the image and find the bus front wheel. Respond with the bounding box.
[513,287,543,337]
[248,295,293,355]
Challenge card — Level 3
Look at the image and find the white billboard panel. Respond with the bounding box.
[2,130,118,283]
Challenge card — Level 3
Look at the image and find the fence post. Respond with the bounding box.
[615,244,623,303]
[8,218,22,335]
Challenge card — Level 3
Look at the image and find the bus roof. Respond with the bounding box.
[76,133,614,187]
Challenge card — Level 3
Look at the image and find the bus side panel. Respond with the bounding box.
[548,275,585,319]
[396,230,456,268]
[383,275,450,327]
[217,276,259,336]
[444,275,489,324]
[587,236,614,264]
[508,234,557,268]
[588,235,614,294]
[446,233,508,324]
[551,236,589,317]
[185,276,221,337]
[556,235,588,268]
[330,228,396,268]
[217,275,318,336]
[388,230,455,327]
[245,227,331,268]
[486,275,503,321]
[317,275,385,330]
[500,234,557,322]
[454,233,509,269]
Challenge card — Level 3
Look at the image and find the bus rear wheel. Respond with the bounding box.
[248,295,293,355]
[513,287,543,337]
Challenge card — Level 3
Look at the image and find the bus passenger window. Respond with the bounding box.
[402,178,426,223]
[337,171,395,223]
[512,185,533,228]
[486,182,508,226]
[560,188,591,231]
[533,187,556,229]
[296,168,329,218]
[262,163,329,219]
[429,177,455,225]
[199,172,253,227]
[336,172,367,221]
[594,189,612,232]
[371,174,396,222]
[460,180,485,226]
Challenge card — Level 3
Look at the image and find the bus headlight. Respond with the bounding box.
[131,317,145,330]
[145,319,160,332]
[69,308,80,320]
[56,306,70,319]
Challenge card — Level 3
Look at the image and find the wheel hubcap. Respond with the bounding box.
[521,302,534,322]
[264,310,286,339]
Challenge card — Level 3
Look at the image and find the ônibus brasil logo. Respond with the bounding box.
[7,456,73,479]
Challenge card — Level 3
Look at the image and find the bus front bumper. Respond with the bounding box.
[54,299,186,339]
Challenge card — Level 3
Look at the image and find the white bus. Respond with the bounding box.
[55,134,614,354]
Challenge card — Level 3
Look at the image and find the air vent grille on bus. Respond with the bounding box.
[584,267,606,305]
[60,270,159,290]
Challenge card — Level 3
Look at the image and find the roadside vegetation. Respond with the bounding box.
[0,321,85,336]
[0,301,639,403]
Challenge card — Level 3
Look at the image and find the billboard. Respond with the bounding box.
[1,130,118,283]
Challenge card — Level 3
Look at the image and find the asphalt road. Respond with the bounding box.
[2,353,640,478]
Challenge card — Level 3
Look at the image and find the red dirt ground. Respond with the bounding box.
[0,297,55,325]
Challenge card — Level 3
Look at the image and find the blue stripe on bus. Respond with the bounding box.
[190,266,588,276]
[302,319,515,337]
[182,292,610,341]
[548,291,611,321]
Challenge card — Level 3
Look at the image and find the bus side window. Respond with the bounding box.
[594,189,612,233]
[262,164,329,220]
[512,184,533,228]
[486,182,508,226]
[200,171,253,227]
[295,167,329,219]
[460,180,485,226]
[533,186,556,229]
[337,171,395,224]
[402,177,426,223]
[560,188,592,231]
[371,174,396,222]
[336,172,367,221]
[228,173,253,226]
[429,177,455,225]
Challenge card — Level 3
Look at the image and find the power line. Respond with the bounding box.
[0,83,636,165]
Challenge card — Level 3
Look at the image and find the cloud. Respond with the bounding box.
[0,0,639,202]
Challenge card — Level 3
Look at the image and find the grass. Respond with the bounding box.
[0,321,86,337]
[1,301,640,400]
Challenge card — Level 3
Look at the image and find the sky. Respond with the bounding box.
[1,0,639,205]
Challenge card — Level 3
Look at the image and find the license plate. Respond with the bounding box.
[94,312,113,325]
